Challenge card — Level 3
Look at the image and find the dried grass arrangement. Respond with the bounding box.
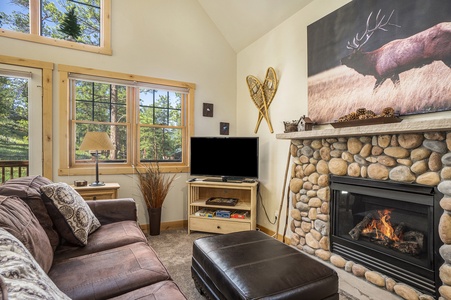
[136,163,177,209]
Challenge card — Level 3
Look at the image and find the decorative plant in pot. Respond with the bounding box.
[136,163,176,236]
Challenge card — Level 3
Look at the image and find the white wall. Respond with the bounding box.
[236,0,351,231]
[0,0,237,225]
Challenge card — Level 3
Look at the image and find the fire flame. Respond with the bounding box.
[362,209,400,242]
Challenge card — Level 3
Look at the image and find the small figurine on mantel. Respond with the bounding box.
[283,119,299,133]
[298,115,313,131]
[283,115,314,132]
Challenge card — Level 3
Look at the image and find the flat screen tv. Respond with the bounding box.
[190,137,259,181]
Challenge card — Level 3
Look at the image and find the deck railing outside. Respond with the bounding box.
[0,161,29,183]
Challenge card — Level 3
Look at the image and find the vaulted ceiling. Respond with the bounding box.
[197,0,315,52]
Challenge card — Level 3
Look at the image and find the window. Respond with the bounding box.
[0,0,111,55]
[58,65,195,175]
[139,88,183,162]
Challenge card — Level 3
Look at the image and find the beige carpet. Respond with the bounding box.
[148,229,357,300]
[148,229,209,299]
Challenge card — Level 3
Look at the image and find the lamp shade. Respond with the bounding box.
[79,132,115,151]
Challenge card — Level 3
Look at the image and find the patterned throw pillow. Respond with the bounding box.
[40,182,101,246]
[0,228,70,300]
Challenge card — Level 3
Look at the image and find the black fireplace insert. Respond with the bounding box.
[330,175,443,296]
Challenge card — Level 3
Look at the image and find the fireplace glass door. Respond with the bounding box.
[330,176,442,296]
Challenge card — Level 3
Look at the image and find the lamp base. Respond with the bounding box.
[90,181,105,186]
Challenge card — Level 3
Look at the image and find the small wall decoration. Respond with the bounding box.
[246,67,278,133]
[220,122,229,135]
[203,103,214,117]
[307,0,451,124]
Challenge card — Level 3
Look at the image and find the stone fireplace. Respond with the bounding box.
[276,119,451,300]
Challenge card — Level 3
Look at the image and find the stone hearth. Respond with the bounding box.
[276,119,451,300]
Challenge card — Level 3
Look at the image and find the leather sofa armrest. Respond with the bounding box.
[86,198,138,225]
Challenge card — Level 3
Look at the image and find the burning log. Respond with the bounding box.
[353,229,424,256]
[375,236,423,255]
[394,222,406,237]
[402,231,424,252]
[372,235,393,247]
[395,241,422,255]
[349,213,373,240]
[348,209,425,256]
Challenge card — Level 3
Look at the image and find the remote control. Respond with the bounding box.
[188,178,196,182]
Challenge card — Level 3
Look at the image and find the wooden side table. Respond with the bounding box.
[71,183,120,200]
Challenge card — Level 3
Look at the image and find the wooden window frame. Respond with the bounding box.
[0,54,54,180]
[0,0,111,55]
[58,65,195,176]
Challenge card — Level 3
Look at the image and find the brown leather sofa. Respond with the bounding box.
[0,175,186,300]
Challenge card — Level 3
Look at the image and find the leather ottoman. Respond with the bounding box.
[192,230,338,300]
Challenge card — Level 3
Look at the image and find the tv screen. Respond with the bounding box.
[190,137,259,180]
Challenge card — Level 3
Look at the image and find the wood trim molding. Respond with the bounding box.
[0,0,112,55]
[0,55,54,180]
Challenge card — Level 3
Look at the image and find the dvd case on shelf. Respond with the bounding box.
[231,210,249,219]
[205,197,238,206]
[194,208,216,218]
[216,210,231,218]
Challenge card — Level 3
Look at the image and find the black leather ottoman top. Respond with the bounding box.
[192,230,338,300]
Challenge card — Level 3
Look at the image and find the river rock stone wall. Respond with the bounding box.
[288,132,451,300]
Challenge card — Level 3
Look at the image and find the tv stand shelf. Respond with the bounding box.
[190,200,251,210]
[187,180,258,234]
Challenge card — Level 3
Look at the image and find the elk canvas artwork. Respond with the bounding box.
[307,0,451,124]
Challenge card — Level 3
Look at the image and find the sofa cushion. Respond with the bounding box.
[87,198,138,224]
[0,175,60,251]
[0,228,70,300]
[41,182,101,246]
[49,241,171,299]
[0,195,53,273]
[53,220,148,262]
[108,280,187,300]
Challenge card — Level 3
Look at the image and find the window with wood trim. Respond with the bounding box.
[58,65,195,175]
[0,0,111,55]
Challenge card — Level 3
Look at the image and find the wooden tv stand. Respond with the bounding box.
[187,180,258,234]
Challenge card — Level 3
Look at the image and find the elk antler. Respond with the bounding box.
[346,9,400,51]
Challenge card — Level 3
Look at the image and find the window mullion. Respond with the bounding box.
[166,91,170,125]
[152,90,156,125]
[109,84,112,122]
[130,87,139,166]
[91,82,95,121]
[30,0,40,35]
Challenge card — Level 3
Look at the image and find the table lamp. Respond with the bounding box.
[79,132,115,186]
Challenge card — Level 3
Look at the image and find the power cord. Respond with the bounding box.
[258,188,277,225]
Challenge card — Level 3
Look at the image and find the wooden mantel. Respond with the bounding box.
[276,118,451,140]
